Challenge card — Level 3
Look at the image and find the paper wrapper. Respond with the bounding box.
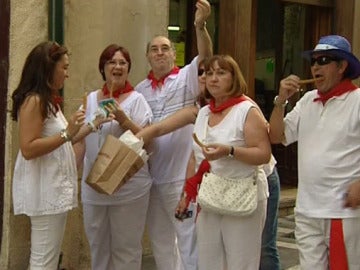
[86,131,148,195]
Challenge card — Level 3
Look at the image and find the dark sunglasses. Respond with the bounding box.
[310,56,339,66]
[198,68,205,76]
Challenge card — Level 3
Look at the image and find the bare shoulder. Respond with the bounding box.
[20,94,42,116]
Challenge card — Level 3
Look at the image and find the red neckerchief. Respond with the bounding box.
[184,159,211,205]
[51,95,63,111]
[313,79,358,105]
[102,81,133,98]
[329,219,348,270]
[147,66,180,90]
[209,95,247,113]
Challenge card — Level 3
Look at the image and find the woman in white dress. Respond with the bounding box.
[11,41,86,270]
[179,55,271,270]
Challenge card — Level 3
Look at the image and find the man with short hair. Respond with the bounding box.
[135,1,212,270]
[269,35,360,269]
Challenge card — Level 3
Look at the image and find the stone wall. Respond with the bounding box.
[1,0,168,269]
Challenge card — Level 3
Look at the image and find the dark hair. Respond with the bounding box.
[203,55,248,99]
[98,44,132,80]
[11,41,68,121]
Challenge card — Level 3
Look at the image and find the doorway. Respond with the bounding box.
[255,0,334,186]
[168,0,219,66]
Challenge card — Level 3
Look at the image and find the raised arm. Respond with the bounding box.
[194,0,213,62]
[268,99,287,144]
[136,106,199,145]
[269,75,300,143]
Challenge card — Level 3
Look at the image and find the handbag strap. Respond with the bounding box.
[253,166,259,185]
[202,111,209,144]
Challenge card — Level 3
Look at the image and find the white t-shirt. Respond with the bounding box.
[193,102,269,201]
[13,109,78,216]
[135,57,199,184]
[283,88,360,218]
[81,90,153,205]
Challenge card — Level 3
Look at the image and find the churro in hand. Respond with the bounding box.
[192,133,207,148]
[299,77,323,84]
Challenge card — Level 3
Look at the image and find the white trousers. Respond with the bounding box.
[295,213,360,270]
[83,193,149,270]
[146,181,198,270]
[29,212,67,270]
[196,199,267,270]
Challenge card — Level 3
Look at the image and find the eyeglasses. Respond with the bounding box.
[106,60,128,67]
[310,56,339,66]
[198,69,205,76]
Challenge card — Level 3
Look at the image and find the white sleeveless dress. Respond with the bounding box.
[12,109,78,216]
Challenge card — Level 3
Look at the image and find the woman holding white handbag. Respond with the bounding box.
[179,54,271,270]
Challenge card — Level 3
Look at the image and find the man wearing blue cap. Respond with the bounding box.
[269,35,360,269]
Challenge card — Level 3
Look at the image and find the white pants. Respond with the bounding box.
[83,193,149,270]
[196,199,267,270]
[295,213,360,270]
[29,212,67,270]
[146,181,198,270]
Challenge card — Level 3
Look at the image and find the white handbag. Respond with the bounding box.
[196,112,258,216]
[197,169,258,216]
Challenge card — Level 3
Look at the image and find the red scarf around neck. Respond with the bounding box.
[102,81,133,98]
[209,95,247,113]
[51,94,63,111]
[147,66,180,90]
[313,79,358,105]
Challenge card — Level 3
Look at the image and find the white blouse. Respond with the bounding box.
[193,101,269,201]
[81,90,153,205]
[12,109,78,216]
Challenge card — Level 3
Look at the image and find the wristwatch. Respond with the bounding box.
[60,129,71,142]
[273,95,288,108]
[228,146,235,158]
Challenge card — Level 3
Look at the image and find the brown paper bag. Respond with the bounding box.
[86,134,144,195]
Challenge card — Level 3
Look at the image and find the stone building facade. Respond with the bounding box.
[1,1,167,269]
[1,0,360,269]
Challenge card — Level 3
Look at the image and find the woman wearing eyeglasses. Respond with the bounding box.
[181,54,270,270]
[75,44,153,270]
[269,35,360,269]
[137,57,282,269]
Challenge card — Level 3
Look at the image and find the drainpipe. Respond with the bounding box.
[48,0,64,44]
